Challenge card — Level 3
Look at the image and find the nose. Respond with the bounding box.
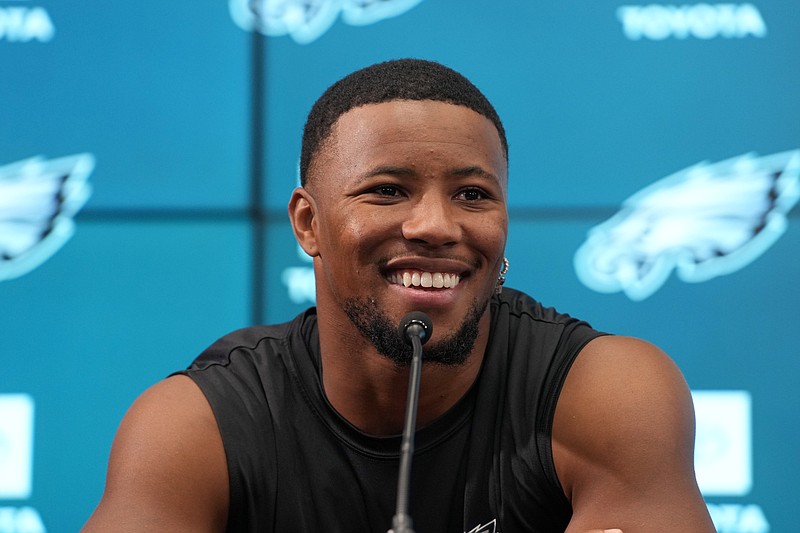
[401,193,462,247]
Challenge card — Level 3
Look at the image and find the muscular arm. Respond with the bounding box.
[553,336,715,532]
[82,375,229,532]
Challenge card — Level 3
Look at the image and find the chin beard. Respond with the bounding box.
[342,297,486,367]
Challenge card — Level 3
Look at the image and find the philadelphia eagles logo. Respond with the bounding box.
[466,519,499,533]
[228,0,424,43]
[574,150,800,300]
[0,154,94,282]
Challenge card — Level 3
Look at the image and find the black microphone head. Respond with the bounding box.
[398,311,433,346]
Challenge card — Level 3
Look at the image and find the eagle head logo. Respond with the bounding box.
[0,153,94,282]
[228,0,424,44]
[574,150,800,300]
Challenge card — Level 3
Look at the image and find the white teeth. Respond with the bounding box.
[389,270,461,289]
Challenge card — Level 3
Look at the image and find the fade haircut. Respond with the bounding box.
[299,58,508,187]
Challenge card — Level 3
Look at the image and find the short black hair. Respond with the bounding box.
[300,58,508,186]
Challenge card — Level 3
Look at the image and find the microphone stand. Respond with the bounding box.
[389,319,428,533]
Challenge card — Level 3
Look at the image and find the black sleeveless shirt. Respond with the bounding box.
[178,288,604,532]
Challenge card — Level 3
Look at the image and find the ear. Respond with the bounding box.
[288,187,320,257]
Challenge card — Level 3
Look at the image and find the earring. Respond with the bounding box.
[495,257,509,295]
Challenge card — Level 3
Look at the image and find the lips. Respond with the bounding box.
[386,270,461,289]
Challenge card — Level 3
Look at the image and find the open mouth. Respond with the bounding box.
[386,270,462,289]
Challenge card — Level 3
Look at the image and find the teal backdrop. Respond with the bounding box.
[1,1,798,531]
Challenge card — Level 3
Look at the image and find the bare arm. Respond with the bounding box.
[553,336,715,532]
[82,375,228,532]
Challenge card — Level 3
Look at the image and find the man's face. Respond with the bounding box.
[299,99,508,363]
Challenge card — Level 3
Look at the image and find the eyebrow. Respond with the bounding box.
[358,165,501,184]
[451,165,501,183]
[362,165,415,179]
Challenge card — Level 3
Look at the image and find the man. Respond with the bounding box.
[83,59,715,532]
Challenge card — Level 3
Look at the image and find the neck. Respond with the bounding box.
[317,311,491,436]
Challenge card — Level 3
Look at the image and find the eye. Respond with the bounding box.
[377,185,399,196]
[456,187,488,202]
[372,184,403,197]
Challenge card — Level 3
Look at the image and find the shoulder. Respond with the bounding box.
[552,336,715,530]
[188,311,316,370]
[82,376,228,532]
[494,288,602,337]
[553,336,694,468]
[492,289,604,377]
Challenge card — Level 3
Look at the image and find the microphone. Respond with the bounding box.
[389,311,433,533]
[399,311,433,346]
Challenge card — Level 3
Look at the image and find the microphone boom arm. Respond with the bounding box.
[390,313,432,533]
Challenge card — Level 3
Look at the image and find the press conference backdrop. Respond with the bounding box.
[1,1,798,531]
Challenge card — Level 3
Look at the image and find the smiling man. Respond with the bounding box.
[83,59,715,532]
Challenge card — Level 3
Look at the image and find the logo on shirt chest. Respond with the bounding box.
[466,519,499,533]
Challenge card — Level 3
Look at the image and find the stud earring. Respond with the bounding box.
[495,257,509,295]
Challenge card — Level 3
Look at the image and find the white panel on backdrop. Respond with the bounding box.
[693,390,752,497]
[0,394,34,499]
